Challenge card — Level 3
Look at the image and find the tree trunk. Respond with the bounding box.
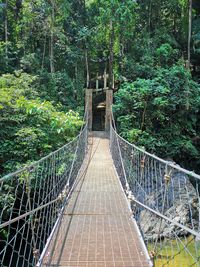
[141,101,147,131]
[104,66,107,89]
[50,0,55,73]
[42,32,47,69]
[50,33,54,73]
[75,63,78,99]
[187,0,192,69]
[109,19,114,90]
[148,0,152,35]
[85,49,90,88]
[82,0,90,88]
[96,72,99,91]
[5,0,8,66]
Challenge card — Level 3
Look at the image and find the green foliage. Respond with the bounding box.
[114,65,200,170]
[0,41,19,74]
[156,44,179,66]
[37,71,81,108]
[20,53,40,73]
[0,73,83,176]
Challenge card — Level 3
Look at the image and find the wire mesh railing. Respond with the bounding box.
[110,113,200,267]
[0,123,88,267]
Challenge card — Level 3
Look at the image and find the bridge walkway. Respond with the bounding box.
[41,132,151,267]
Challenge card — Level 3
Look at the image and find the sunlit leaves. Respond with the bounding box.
[0,73,83,176]
[114,65,200,170]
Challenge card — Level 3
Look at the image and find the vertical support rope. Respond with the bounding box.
[66,108,88,189]
[152,164,171,258]
[26,171,40,263]
[110,110,130,193]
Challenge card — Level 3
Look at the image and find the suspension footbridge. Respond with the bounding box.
[0,106,200,267]
[41,131,151,267]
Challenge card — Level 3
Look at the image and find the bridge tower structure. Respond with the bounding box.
[85,88,113,131]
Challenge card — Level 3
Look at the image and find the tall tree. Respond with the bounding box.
[188,0,192,68]
[109,17,114,89]
[4,0,8,66]
[50,0,55,73]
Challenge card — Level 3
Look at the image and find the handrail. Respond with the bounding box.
[0,114,88,182]
[110,109,200,180]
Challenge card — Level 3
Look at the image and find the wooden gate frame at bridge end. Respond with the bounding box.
[85,88,113,132]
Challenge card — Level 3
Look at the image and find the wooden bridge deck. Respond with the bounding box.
[41,132,151,267]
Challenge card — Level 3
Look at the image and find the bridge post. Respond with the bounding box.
[104,68,107,89]
[96,72,99,93]
[85,89,93,131]
[105,89,113,131]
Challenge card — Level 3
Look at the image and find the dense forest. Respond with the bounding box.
[1,0,200,176]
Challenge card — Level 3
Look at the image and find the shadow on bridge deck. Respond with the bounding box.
[41,132,152,267]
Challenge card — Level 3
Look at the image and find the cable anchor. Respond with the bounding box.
[141,156,146,169]
[33,248,40,259]
[58,184,69,201]
[149,250,156,259]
